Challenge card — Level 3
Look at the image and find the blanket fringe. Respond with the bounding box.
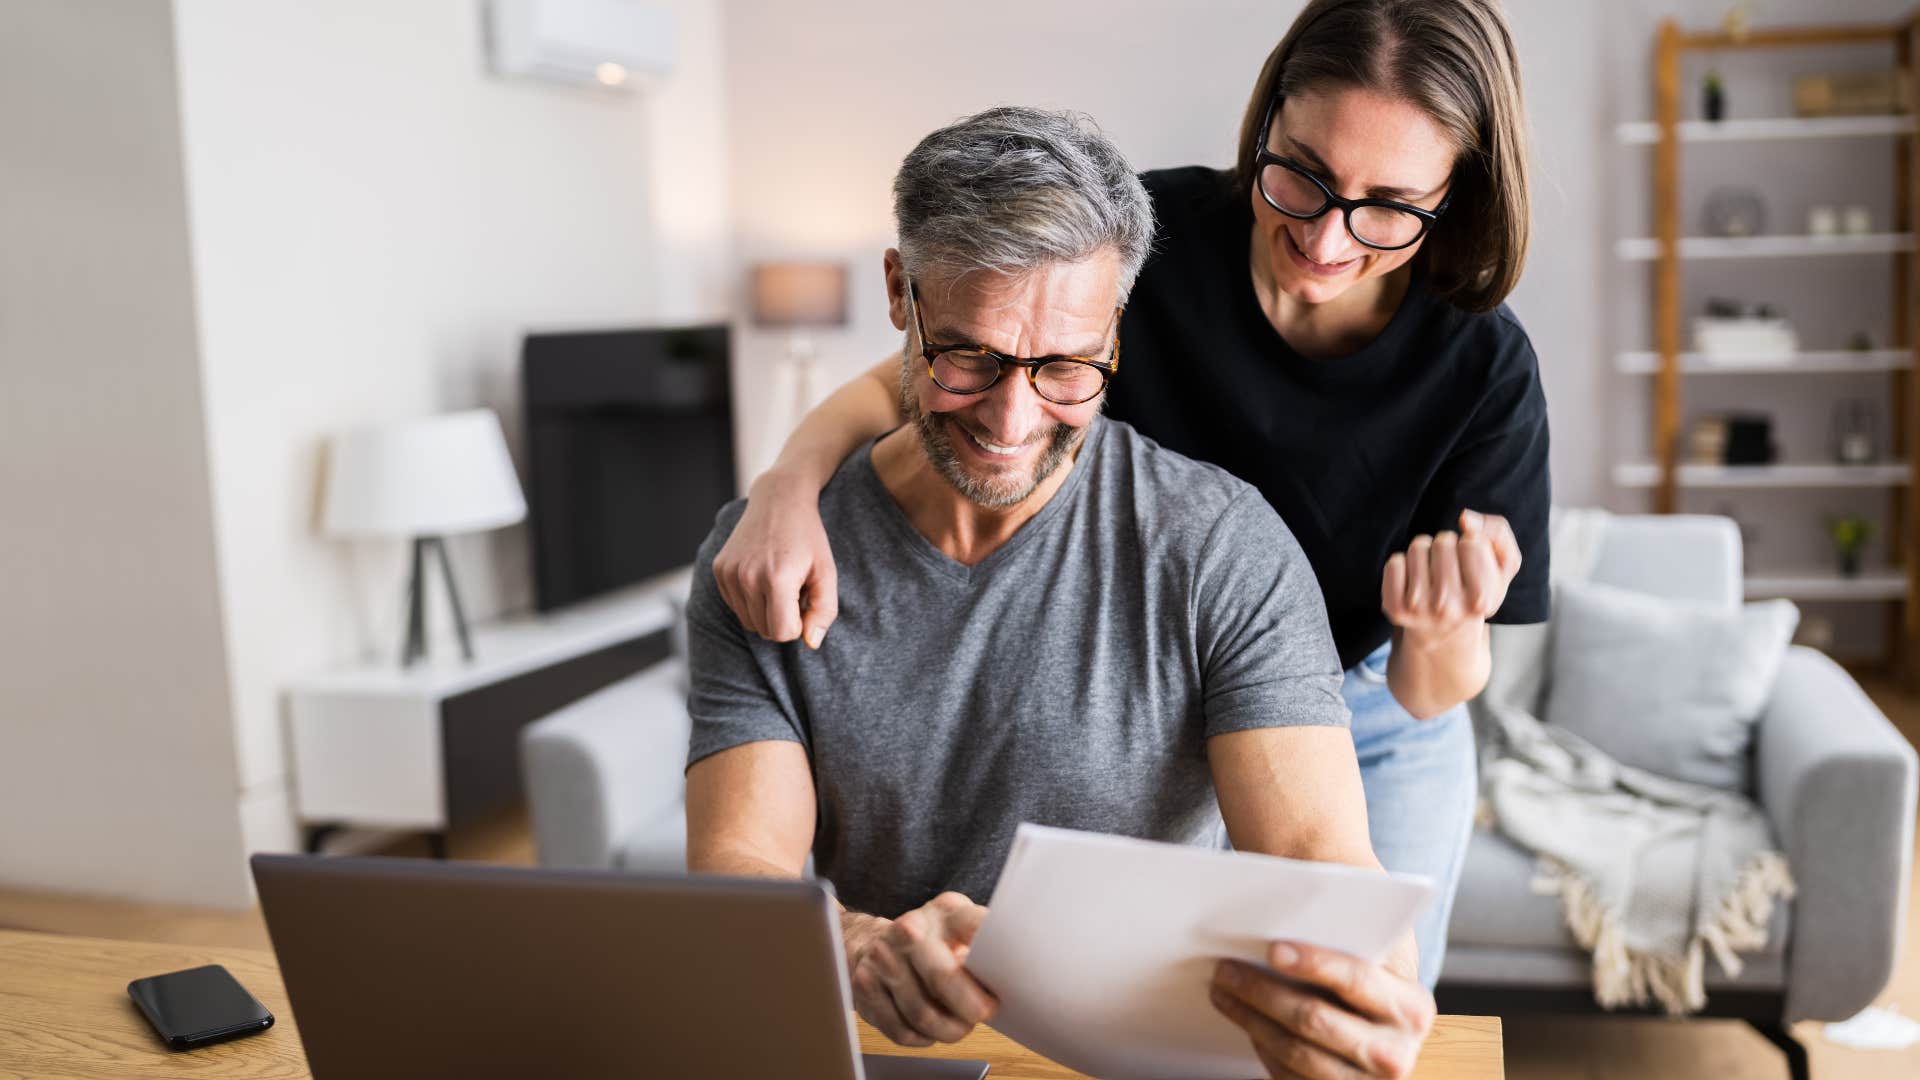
[1698,850,1796,977]
[1535,851,1796,1018]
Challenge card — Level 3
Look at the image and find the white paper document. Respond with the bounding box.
[964,824,1435,1080]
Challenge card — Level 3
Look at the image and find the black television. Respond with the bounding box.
[522,324,736,612]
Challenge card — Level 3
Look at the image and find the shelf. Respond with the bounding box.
[1612,462,1912,488]
[1616,115,1916,144]
[1746,569,1907,602]
[1616,233,1914,260]
[1614,349,1911,374]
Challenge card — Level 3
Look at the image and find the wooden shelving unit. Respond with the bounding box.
[1620,17,1920,670]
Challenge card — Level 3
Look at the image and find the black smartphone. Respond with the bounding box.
[126,964,275,1050]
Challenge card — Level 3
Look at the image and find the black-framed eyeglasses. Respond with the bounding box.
[906,279,1120,406]
[1251,97,1450,251]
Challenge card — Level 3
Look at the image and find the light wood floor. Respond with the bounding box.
[4,686,1919,1078]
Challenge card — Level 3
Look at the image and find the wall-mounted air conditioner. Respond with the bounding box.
[485,0,676,92]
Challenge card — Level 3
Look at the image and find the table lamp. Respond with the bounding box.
[750,261,848,424]
[323,409,527,667]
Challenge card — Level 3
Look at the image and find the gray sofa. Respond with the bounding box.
[1439,514,1917,1080]
[520,514,1918,1079]
[521,657,691,873]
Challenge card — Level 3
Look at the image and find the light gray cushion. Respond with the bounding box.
[1446,830,1585,951]
[1545,580,1798,792]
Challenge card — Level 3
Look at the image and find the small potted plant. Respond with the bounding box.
[1703,69,1726,122]
[1827,514,1875,578]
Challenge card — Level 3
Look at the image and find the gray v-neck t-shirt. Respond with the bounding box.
[687,417,1347,917]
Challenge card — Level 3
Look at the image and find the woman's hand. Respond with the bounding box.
[1211,941,1435,1079]
[712,469,840,647]
[1381,509,1520,640]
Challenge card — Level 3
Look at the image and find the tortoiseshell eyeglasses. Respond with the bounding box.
[907,279,1120,406]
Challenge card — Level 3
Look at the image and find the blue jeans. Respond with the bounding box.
[1344,641,1477,990]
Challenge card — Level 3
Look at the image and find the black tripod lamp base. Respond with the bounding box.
[400,535,475,667]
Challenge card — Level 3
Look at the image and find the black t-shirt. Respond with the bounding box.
[1107,166,1551,671]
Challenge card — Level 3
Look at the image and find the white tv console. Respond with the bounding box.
[285,568,690,856]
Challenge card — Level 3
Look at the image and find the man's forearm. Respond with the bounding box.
[1386,622,1492,720]
[687,846,801,880]
[693,844,888,965]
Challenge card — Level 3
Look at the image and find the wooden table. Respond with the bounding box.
[0,930,1502,1078]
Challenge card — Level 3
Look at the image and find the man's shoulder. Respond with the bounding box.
[693,497,750,571]
[695,465,883,568]
[1092,419,1278,537]
[1090,422,1324,656]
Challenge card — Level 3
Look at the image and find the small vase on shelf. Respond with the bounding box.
[1831,399,1878,465]
[1703,70,1726,122]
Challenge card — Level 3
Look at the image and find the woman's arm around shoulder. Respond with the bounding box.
[712,358,899,645]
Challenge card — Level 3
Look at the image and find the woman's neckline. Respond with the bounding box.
[1247,241,1414,359]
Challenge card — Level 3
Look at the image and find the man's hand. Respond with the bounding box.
[1211,940,1435,1079]
[843,893,998,1047]
[1381,509,1521,640]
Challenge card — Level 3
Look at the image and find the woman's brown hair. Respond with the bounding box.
[1234,0,1530,313]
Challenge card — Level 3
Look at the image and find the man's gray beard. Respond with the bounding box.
[899,361,1090,510]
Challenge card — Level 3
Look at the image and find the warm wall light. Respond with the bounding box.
[749,263,849,329]
[750,262,848,429]
[595,61,628,87]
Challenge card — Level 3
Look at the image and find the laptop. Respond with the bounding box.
[250,855,989,1079]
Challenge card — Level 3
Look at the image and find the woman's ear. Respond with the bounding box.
[882,249,910,332]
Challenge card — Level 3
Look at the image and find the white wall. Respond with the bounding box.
[170,0,731,863]
[0,0,250,907]
[719,0,1614,508]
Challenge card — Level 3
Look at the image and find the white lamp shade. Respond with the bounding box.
[323,409,528,538]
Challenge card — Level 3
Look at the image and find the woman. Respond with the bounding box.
[717,0,1545,1045]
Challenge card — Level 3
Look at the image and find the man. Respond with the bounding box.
[686,107,1434,1079]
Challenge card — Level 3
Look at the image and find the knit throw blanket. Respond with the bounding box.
[1472,508,1796,1016]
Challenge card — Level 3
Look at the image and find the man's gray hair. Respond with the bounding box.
[892,107,1154,299]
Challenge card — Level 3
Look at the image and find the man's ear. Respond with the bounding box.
[883,249,910,332]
